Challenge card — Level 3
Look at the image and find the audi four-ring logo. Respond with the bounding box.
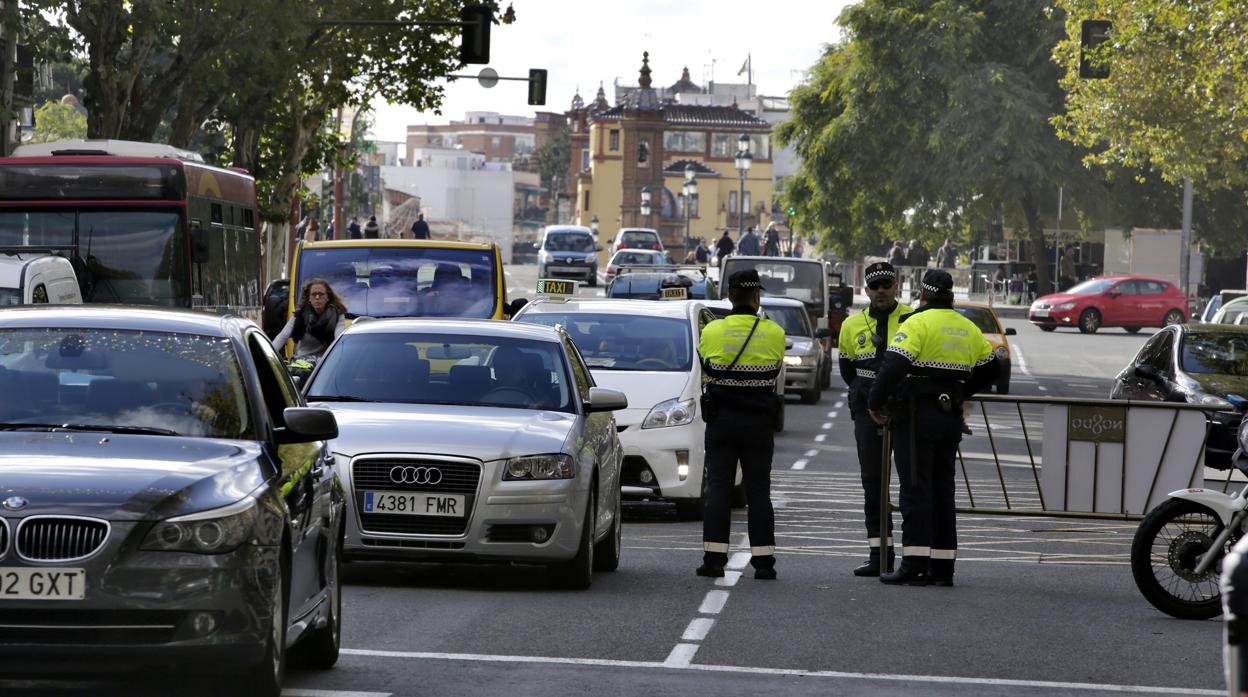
[389,466,443,485]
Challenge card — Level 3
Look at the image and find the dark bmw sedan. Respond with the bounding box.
[1110,323,1248,468]
[0,307,343,696]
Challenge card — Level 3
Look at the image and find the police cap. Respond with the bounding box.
[864,262,896,285]
[727,269,763,290]
[921,269,955,298]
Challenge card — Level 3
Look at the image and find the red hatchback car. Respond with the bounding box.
[1029,275,1188,334]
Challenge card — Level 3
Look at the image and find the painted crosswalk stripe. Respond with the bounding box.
[821,422,833,430]
[681,617,716,642]
[791,459,808,471]
[815,434,827,442]
[283,692,391,697]
[804,449,818,457]
[663,643,699,668]
[699,590,731,614]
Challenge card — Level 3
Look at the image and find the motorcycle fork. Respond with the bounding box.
[1195,507,1248,576]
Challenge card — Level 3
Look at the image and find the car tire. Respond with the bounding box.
[1038,325,1056,332]
[1078,309,1101,334]
[553,494,595,589]
[588,272,598,288]
[293,526,342,669]
[1124,326,1142,334]
[233,553,289,697]
[1163,309,1185,326]
[593,493,622,572]
[800,385,821,405]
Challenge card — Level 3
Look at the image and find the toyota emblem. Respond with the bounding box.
[2,496,28,511]
[389,466,443,486]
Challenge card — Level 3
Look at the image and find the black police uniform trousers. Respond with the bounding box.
[703,406,776,570]
[850,383,893,548]
[890,397,962,577]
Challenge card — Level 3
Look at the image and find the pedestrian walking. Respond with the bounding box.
[867,269,999,586]
[411,213,431,240]
[348,216,362,240]
[715,230,735,270]
[936,239,958,269]
[697,269,786,580]
[694,238,711,264]
[838,262,912,576]
[364,215,380,239]
[887,240,907,267]
[738,226,761,256]
[906,239,930,268]
[763,223,781,257]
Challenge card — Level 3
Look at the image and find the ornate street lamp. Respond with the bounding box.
[640,185,652,219]
[735,133,753,238]
[683,165,698,260]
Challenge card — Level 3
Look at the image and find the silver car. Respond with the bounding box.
[304,318,627,589]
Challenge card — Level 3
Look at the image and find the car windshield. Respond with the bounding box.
[296,246,497,319]
[723,259,825,309]
[0,328,251,438]
[1181,333,1248,376]
[766,306,811,337]
[307,332,574,412]
[0,288,20,305]
[544,233,595,252]
[955,307,1000,334]
[1067,278,1118,295]
[1220,305,1248,325]
[519,313,693,372]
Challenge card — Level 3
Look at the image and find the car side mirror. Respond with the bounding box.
[1005,327,1017,336]
[584,387,628,413]
[815,328,833,339]
[1134,365,1160,382]
[276,407,338,444]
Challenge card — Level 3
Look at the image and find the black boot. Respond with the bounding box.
[696,563,725,578]
[852,547,895,577]
[880,556,929,586]
[929,558,954,586]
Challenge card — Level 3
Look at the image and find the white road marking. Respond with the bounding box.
[698,590,730,615]
[715,570,742,587]
[804,449,819,457]
[834,400,844,408]
[1013,344,1033,376]
[790,459,808,471]
[663,643,700,668]
[339,649,1220,694]
[821,422,833,430]
[814,434,827,442]
[1038,385,1048,391]
[827,411,837,418]
[283,692,391,697]
[681,617,716,642]
[727,552,751,570]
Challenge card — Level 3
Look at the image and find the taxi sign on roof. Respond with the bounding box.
[660,286,688,300]
[537,278,578,299]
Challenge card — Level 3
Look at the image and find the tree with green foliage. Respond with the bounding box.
[779,0,1113,292]
[29,100,86,142]
[1053,0,1248,190]
[534,127,569,222]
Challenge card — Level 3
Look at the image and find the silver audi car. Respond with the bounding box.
[304,318,628,589]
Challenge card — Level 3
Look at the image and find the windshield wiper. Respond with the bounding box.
[0,423,179,436]
[306,395,373,402]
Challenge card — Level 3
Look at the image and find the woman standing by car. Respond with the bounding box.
[273,278,348,357]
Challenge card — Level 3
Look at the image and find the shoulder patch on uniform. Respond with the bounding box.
[893,332,908,343]
[856,332,867,347]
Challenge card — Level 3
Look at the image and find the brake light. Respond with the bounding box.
[619,242,630,249]
[652,244,660,250]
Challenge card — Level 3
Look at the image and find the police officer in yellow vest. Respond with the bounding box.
[868,269,998,586]
[697,269,787,580]
[839,261,911,576]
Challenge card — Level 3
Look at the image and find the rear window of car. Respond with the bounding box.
[518,313,693,372]
[621,231,660,247]
[544,233,595,252]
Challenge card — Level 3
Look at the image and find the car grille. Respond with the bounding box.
[16,517,109,562]
[0,610,183,645]
[361,538,465,550]
[353,459,481,536]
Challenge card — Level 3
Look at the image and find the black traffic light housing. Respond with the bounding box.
[460,5,491,65]
[528,69,547,106]
[1079,20,1112,79]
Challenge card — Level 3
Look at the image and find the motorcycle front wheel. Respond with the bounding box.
[1131,498,1230,620]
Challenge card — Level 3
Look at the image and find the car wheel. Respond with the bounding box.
[553,494,595,589]
[593,492,622,572]
[587,272,598,288]
[1078,309,1101,334]
[293,526,342,669]
[233,554,288,697]
[1163,309,1185,326]
[1124,326,1142,334]
[800,385,821,405]
[1038,325,1056,332]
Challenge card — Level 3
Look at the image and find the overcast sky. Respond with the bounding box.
[369,0,852,143]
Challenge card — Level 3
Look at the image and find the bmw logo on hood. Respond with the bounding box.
[2,496,28,511]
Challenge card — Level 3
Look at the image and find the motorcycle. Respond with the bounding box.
[1131,395,1248,619]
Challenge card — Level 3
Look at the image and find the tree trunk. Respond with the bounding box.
[1020,186,1052,295]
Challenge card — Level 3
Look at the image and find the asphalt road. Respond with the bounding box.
[13,272,1226,696]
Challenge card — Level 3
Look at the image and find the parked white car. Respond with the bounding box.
[515,298,744,519]
[0,253,82,305]
[304,318,628,589]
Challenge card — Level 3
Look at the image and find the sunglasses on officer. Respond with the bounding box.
[867,280,894,291]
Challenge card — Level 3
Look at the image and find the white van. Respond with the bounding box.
[0,254,83,305]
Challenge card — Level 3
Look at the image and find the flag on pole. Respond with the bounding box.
[737,54,751,77]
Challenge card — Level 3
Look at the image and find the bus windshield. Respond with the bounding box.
[296,246,498,319]
[0,209,188,306]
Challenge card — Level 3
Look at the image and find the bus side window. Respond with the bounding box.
[191,220,210,264]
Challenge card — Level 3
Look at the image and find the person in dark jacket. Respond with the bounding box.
[763,224,781,257]
[887,241,907,267]
[411,213,431,239]
[364,215,380,239]
[738,227,761,256]
[715,230,735,270]
[347,217,362,239]
[271,278,348,357]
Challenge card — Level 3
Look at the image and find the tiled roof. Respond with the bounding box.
[664,159,720,176]
[590,104,769,130]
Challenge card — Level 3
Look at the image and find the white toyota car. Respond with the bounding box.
[515,298,743,519]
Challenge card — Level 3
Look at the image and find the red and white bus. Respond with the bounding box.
[0,139,262,315]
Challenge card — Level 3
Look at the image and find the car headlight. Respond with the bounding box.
[642,397,696,429]
[585,254,597,263]
[1197,394,1234,409]
[503,454,575,480]
[1056,302,1077,310]
[141,498,258,554]
[783,355,804,366]
[993,346,1010,360]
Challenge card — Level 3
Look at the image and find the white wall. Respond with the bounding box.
[381,165,515,258]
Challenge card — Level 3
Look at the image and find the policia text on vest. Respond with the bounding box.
[696,269,786,580]
[868,269,999,587]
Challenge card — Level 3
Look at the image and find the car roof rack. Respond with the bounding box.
[615,263,708,278]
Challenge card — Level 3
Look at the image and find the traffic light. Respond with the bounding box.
[527,69,547,106]
[459,4,491,65]
[1079,20,1112,79]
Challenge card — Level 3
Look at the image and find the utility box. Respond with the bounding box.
[1128,228,1201,294]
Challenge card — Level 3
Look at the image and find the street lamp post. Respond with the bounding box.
[640,185,652,221]
[734,133,753,238]
[683,164,698,260]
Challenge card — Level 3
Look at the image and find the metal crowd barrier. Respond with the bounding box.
[878,394,1234,528]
